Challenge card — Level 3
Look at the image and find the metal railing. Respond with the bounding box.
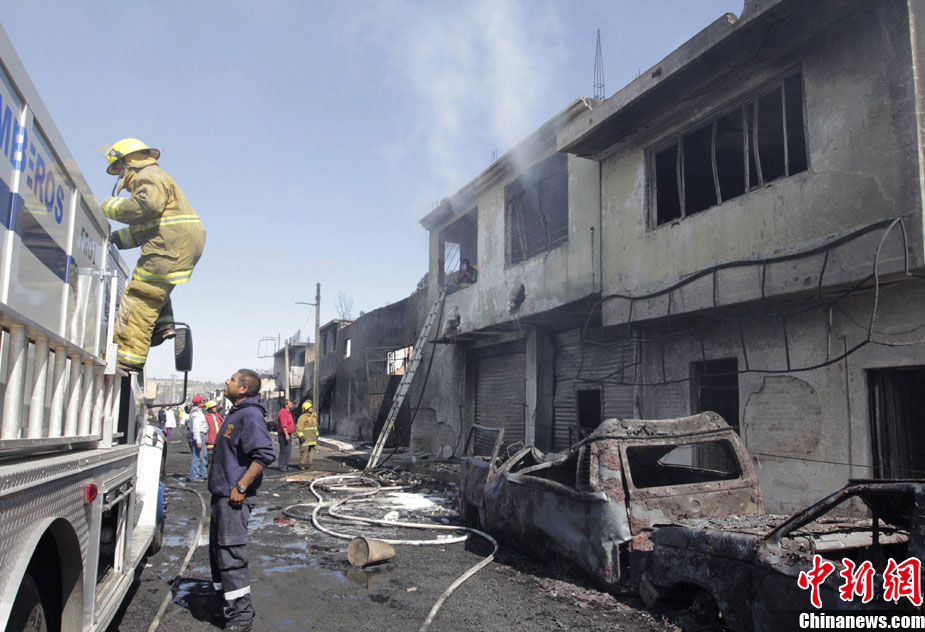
[0,303,120,451]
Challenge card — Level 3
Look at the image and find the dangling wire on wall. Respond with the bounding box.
[574,217,921,387]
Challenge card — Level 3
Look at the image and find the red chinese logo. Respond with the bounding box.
[838,559,875,604]
[883,557,923,607]
[798,556,835,608]
[798,555,923,608]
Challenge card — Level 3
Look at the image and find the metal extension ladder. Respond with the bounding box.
[366,287,446,469]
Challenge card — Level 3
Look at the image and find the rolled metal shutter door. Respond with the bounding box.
[474,339,526,454]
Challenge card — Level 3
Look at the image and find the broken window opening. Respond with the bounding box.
[683,122,717,216]
[327,329,338,356]
[439,207,478,291]
[868,366,925,479]
[691,358,740,434]
[387,345,413,376]
[507,153,568,264]
[650,72,807,227]
[517,455,580,489]
[344,338,351,359]
[626,440,742,489]
[653,144,681,223]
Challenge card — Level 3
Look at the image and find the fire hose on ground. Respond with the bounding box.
[282,473,498,632]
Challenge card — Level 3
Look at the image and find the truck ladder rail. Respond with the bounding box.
[366,287,446,470]
[0,302,122,452]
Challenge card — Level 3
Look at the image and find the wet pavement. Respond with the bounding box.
[106,431,717,632]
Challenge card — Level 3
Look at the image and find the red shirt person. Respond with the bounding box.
[204,400,225,470]
[276,400,295,471]
[205,401,225,448]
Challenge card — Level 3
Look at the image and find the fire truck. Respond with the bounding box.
[0,25,189,632]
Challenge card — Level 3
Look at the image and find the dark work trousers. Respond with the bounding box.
[209,494,257,625]
[277,433,291,471]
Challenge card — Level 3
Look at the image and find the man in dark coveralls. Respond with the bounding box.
[208,369,275,631]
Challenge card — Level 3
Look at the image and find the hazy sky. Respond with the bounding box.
[2,1,739,381]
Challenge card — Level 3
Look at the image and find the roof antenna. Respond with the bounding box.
[594,29,605,100]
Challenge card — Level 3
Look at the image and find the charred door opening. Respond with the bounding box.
[691,358,739,433]
[869,367,925,479]
[577,388,601,431]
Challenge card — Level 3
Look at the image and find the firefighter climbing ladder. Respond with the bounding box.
[366,287,446,469]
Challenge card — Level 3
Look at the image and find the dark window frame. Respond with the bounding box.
[506,153,569,265]
[439,206,478,288]
[647,70,808,229]
[868,366,925,479]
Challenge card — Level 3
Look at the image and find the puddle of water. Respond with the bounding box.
[262,563,305,575]
[161,530,208,548]
[171,578,210,607]
[248,506,274,530]
[332,592,363,601]
[346,566,392,589]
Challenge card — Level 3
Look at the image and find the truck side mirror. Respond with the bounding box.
[174,324,193,373]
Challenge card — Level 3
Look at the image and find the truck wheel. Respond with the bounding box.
[689,589,720,625]
[6,574,48,632]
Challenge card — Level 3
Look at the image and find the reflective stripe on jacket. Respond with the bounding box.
[102,159,206,285]
[296,412,318,446]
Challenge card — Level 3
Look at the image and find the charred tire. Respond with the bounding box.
[689,589,721,625]
[6,574,48,632]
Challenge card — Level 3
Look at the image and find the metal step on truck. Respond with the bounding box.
[0,25,192,632]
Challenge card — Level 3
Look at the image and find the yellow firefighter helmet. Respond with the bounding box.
[105,138,160,175]
[301,400,313,412]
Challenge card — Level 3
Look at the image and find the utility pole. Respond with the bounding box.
[284,339,290,402]
[313,283,321,428]
[296,282,321,427]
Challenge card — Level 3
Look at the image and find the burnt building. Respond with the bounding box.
[419,0,925,512]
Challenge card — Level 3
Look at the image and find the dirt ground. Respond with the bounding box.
[106,432,720,632]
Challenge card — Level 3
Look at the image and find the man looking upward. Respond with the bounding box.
[207,369,275,632]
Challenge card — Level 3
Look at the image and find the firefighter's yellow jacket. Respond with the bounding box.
[296,412,318,446]
[101,158,206,285]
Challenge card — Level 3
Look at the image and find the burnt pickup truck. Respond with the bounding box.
[458,412,764,591]
[639,480,925,631]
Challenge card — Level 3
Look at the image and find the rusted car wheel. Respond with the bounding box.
[689,589,720,625]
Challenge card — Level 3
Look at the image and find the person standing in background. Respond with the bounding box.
[276,400,295,471]
[205,400,225,470]
[296,400,318,470]
[188,397,208,481]
[164,406,177,437]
